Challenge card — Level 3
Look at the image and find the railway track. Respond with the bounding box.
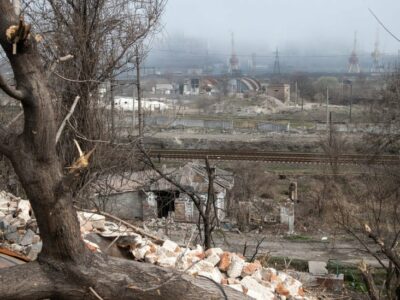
[148,149,400,165]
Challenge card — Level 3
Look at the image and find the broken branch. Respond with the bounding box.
[59,54,74,62]
[358,259,379,300]
[5,111,23,128]
[12,0,21,16]
[56,96,80,144]
[76,207,165,245]
[89,287,104,300]
[47,55,74,78]
[363,223,400,271]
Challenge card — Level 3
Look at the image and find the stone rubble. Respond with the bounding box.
[0,191,315,299]
[0,191,41,260]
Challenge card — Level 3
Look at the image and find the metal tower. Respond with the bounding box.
[273,48,281,75]
[348,32,361,74]
[229,33,240,74]
[251,53,257,74]
[371,29,384,73]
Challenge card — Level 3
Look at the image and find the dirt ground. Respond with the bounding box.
[148,221,384,268]
[214,231,382,268]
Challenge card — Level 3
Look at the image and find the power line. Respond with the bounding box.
[368,8,400,43]
[150,48,393,59]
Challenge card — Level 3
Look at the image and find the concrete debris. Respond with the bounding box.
[0,190,315,299]
[20,229,35,246]
[0,191,41,260]
[227,254,245,278]
[316,274,344,292]
[241,276,276,300]
[110,233,313,299]
[205,252,221,266]
[162,239,179,253]
[78,212,106,231]
[17,200,31,223]
[308,261,328,276]
[83,239,101,253]
[144,217,197,237]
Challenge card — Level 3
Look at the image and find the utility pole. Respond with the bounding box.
[273,48,281,75]
[349,83,353,123]
[329,112,333,146]
[110,79,115,143]
[295,81,298,107]
[135,46,143,139]
[132,71,135,132]
[326,87,329,131]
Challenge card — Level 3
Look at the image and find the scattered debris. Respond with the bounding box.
[316,274,344,292]
[87,227,314,299]
[0,191,40,260]
[0,191,316,299]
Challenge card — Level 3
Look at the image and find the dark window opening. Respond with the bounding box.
[155,190,180,218]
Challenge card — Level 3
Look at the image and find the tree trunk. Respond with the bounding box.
[203,220,212,250]
[0,256,247,300]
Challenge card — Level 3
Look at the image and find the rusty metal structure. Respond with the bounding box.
[348,32,361,73]
[229,33,240,75]
[273,48,281,75]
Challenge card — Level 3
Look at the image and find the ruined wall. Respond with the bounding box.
[267,84,290,102]
[94,191,157,221]
[94,192,144,220]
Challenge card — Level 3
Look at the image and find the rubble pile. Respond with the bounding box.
[122,236,312,300]
[144,217,198,238]
[0,191,42,260]
[1,192,314,299]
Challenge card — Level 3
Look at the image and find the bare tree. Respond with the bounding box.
[332,70,400,300]
[334,170,400,300]
[0,2,244,299]
[23,0,165,163]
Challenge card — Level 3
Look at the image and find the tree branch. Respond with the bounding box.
[56,96,80,144]
[358,260,380,300]
[364,224,400,271]
[0,73,25,101]
[76,206,165,245]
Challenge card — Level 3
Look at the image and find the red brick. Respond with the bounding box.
[218,252,232,272]
[242,261,262,276]
[275,283,290,296]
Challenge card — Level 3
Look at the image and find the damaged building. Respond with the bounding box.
[91,162,234,223]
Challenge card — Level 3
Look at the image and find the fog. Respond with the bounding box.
[159,0,400,55]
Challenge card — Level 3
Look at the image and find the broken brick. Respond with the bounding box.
[218,252,231,272]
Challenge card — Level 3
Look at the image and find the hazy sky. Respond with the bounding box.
[161,0,400,55]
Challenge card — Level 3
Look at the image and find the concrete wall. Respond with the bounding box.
[267,84,290,102]
[257,122,287,132]
[94,191,157,221]
[94,189,227,223]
